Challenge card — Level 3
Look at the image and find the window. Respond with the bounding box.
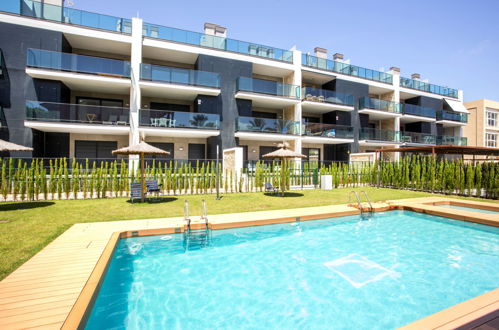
[486,132,497,147]
[486,110,498,127]
[76,97,123,108]
[74,140,117,162]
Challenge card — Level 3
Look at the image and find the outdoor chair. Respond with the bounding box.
[130,182,145,202]
[117,114,128,125]
[264,182,279,194]
[103,115,118,125]
[146,179,162,197]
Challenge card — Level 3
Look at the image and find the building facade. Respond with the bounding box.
[464,99,499,148]
[0,0,469,164]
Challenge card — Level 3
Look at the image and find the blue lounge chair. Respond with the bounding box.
[146,180,162,198]
[264,182,279,195]
[130,182,145,202]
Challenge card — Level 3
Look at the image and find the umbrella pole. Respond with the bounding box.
[141,153,145,203]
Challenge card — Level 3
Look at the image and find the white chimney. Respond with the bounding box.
[333,53,344,62]
[314,47,327,59]
[204,23,227,37]
[411,73,421,80]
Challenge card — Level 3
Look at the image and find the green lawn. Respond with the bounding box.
[0,187,496,280]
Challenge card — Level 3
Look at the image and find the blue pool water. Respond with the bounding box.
[436,204,499,214]
[86,211,499,329]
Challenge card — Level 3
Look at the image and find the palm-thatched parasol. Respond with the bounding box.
[112,141,169,202]
[262,142,305,195]
[0,139,33,152]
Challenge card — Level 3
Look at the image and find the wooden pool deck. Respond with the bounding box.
[0,197,497,329]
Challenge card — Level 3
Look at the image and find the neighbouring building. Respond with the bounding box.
[0,0,469,165]
[464,99,499,148]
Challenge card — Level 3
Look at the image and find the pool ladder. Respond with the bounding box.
[183,200,210,251]
[349,191,373,217]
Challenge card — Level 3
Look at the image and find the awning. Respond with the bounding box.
[444,98,469,113]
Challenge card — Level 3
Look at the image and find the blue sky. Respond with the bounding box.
[72,0,498,102]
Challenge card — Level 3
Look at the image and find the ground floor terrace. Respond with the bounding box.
[0,188,497,329]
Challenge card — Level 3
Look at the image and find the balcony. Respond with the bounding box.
[302,123,354,144]
[142,23,292,63]
[139,109,220,138]
[139,64,221,99]
[301,87,354,113]
[401,104,436,123]
[26,49,131,93]
[358,97,402,120]
[400,132,436,145]
[400,77,458,98]
[436,110,468,127]
[0,0,131,34]
[302,54,393,84]
[24,101,130,135]
[437,136,467,146]
[359,128,401,144]
[235,116,300,141]
[235,77,301,108]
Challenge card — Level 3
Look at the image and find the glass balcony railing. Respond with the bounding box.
[359,97,402,113]
[27,49,131,78]
[236,116,300,135]
[140,64,220,88]
[237,77,300,99]
[302,87,354,106]
[400,77,458,98]
[359,128,400,142]
[302,123,354,139]
[302,54,393,84]
[142,23,293,63]
[140,109,220,130]
[400,132,436,144]
[436,110,468,123]
[0,49,3,77]
[0,0,131,34]
[26,101,130,125]
[402,104,436,118]
[436,136,467,146]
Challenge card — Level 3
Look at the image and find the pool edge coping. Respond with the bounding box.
[60,199,499,329]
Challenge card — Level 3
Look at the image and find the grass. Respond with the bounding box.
[0,187,497,280]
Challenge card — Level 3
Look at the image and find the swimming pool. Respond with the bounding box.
[436,204,499,214]
[85,210,499,329]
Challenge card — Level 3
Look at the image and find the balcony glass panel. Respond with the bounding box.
[142,23,293,63]
[0,0,130,33]
[400,132,436,144]
[237,77,300,99]
[140,64,220,88]
[302,54,393,84]
[400,77,458,98]
[403,104,436,118]
[27,49,131,78]
[359,128,400,142]
[236,117,300,135]
[26,101,130,125]
[140,109,220,129]
[436,136,467,146]
[302,87,353,106]
[437,110,468,123]
[303,123,354,139]
[359,97,402,113]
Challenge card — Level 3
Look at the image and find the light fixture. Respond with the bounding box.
[251,149,256,153]
[179,147,184,151]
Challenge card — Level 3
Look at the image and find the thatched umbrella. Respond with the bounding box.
[112,141,169,202]
[0,139,33,152]
[262,142,305,195]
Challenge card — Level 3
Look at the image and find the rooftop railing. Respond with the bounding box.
[139,109,220,130]
[302,123,354,139]
[140,64,220,88]
[142,23,293,63]
[302,87,354,106]
[0,0,131,34]
[402,104,436,118]
[237,77,301,99]
[302,54,393,84]
[27,49,131,78]
[26,101,130,125]
[400,131,436,144]
[400,77,458,98]
[359,128,401,142]
[436,136,467,146]
[436,110,468,123]
[236,116,300,135]
[359,97,402,113]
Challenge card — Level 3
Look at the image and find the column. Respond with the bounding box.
[389,67,401,161]
[129,17,143,169]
